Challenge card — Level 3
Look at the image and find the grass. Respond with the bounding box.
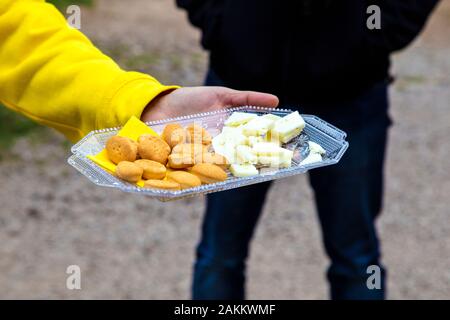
[0,107,43,150]
[101,42,205,85]
[0,0,94,152]
[394,74,428,92]
[47,0,93,9]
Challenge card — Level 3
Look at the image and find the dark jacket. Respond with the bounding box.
[177,0,439,105]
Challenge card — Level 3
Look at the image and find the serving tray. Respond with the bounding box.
[68,106,348,201]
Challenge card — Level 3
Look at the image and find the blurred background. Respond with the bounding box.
[0,0,449,299]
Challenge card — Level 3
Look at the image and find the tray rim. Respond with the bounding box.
[71,106,347,154]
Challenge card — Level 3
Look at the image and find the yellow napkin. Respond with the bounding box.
[87,116,159,187]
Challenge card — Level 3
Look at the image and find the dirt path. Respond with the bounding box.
[0,0,449,299]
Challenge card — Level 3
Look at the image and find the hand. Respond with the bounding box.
[141,86,279,122]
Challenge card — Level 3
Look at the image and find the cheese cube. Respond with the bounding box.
[230,164,259,177]
[224,112,258,127]
[300,152,322,166]
[260,113,282,123]
[258,148,293,168]
[247,135,265,147]
[242,116,276,136]
[252,142,284,156]
[236,145,258,164]
[213,127,247,147]
[270,111,305,143]
[308,141,326,155]
[264,131,282,146]
[221,126,242,135]
[213,141,237,164]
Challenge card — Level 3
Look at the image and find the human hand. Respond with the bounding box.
[141,86,279,122]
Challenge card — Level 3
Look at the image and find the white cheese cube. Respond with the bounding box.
[247,136,265,147]
[224,112,258,127]
[281,148,294,162]
[213,129,247,148]
[300,153,322,166]
[236,145,258,164]
[212,133,226,148]
[258,156,281,167]
[258,148,293,168]
[308,141,326,155]
[270,111,305,143]
[264,132,282,146]
[213,141,237,164]
[252,142,284,156]
[260,113,282,123]
[230,164,259,177]
[221,126,241,135]
[242,116,276,136]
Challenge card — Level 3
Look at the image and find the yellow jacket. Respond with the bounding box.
[0,0,177,142]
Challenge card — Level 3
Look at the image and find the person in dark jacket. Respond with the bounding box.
[177,0,440,299]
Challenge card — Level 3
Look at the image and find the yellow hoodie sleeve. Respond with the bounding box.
[0,0,178,142]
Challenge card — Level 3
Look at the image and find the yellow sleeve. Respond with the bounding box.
[0,0,178,142]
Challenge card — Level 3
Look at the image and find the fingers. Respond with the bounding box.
[221,89,279,108]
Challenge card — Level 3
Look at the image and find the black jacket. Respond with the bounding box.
[177,0,439,105]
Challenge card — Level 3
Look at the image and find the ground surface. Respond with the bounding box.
[0,0,449,299]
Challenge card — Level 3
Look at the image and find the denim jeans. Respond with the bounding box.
[193,70,390,300]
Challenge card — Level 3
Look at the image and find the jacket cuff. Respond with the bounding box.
[97,71,179,130]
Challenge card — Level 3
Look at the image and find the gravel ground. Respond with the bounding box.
[0,0,449,299]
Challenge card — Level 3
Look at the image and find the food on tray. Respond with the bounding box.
[235,145,258,164]
[281,148,295,160]
[259,156,290,168]
[247,135,265,147]
[299,141,326,166]
[270,111,305,143]
[134,159,166,180]
[224,112,258,127]
[212,142,236,164]
[195,152,229,169]
[168,143,210,169]
[252,142,284,156]
[186,123,212,145]
[95,111,327,192]
[137,134,171,165]
[166,171,202,190]
[189,163,228,184]
[258,148,294,168]
[101,120,232,189]
[308,141,326,155]
[264,131,283,146]
[167,152,196,169]
[162,123,186,148]
[171,143,208,156]
[106,136,138,164]
[230,164,259,177]
[260,113,282,122]
[115,161,143,183]
[241,116,276,136]
[300,152,323,166]
[210,111,307,177]
[213,132,246,155]
[221,126,245,136]
[144,179,181,191]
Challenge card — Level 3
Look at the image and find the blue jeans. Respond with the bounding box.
[193,70,390,300]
